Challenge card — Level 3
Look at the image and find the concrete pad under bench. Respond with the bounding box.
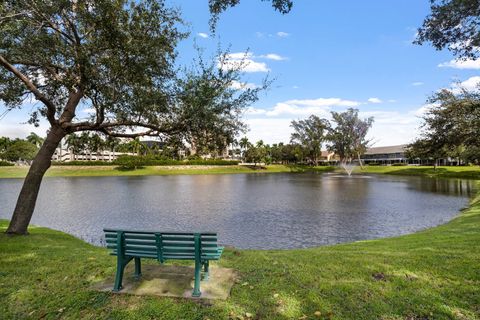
[93,264,238,300]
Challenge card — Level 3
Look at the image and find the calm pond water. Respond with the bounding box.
[0,173,475,249]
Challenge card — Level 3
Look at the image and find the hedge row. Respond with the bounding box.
[52,160,117,166]
[0,160,14,166]
[52,156,239,167]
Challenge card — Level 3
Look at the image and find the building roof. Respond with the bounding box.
[364,144,407,155]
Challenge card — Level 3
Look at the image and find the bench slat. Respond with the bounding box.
[111,251,158,259]
[125,245,157,252]
[162,248,195,254]
[160,236,194,241]
[160,241,195,247]
[125,239,156,246]
[106,233,156,241]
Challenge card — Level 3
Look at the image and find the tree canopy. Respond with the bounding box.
[290,115,329,165]
[326,108,374,164]
[208,0,293,30]
[415,0,480,60]
[407,88,480,166]
[0,0,270,234]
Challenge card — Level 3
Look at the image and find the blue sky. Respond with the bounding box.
[1,0,479,146]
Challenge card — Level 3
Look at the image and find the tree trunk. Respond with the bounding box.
[357,153,364,169]
[6,126,65,235]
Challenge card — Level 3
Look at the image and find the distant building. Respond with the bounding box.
[360,144,408,164]
[51,148,129,162]
[319,150,337,162]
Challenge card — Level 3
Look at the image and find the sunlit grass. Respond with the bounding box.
[0,164,334,179]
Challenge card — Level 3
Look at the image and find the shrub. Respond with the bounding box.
[391,163,407,166]
[52,160,116,166]
[115,155,144,170]
[51,156,240,167]
[367,162,382,166]
[0,160,14,166]
[113,156,239,167]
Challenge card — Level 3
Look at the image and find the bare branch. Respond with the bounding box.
[0,54,57,125]
[0,11,29,23]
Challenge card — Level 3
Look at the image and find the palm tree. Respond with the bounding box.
[26,132,44,148]
[105,137,121,161]
[87,134,105,160]
[65,134,81,160]
[239,137,251,162]
[127,138,145,156]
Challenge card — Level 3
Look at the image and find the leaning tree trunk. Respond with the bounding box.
[6,126,65,235]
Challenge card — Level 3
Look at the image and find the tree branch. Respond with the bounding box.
[98,129,158,138]
[0,54,57,125]
[27,2,75,45]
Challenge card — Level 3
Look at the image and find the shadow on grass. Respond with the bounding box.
[285,165,335,173]
[114,166,145,172]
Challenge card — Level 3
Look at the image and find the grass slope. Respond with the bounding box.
[0,167,479,319]
[355,165,480,180]
[0,164,334,179]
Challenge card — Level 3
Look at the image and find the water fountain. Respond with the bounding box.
[341,162,356,176]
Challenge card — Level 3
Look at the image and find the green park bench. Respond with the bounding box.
[104,228,224,297]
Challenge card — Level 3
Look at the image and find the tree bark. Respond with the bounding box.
[357,153,364,169]
[6,126,65,235]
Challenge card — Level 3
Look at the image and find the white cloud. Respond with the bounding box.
[413,103,436,117]
[412,82,424,86]
[197,32,208,38]
[244,105,427,146]
[253,98,361,117]
[219,52,269,73]
[245,118,293,143]
[388,99,397,103]
[244,107,267,115]
[225,52,253,60]
[438,59,480,69]
[82,108,96,113]
[367,97,382,104]
[285,98,360,108]
[451,76,480,93]
[258,53,287,61]
[277,31,290,38]
[292,85,300,89]
[230,80,258,90]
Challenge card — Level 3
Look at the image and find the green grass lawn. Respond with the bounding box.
[0,164,334,178]
[1,167,480,319]
[1,164,479,179]
[353,165,480,180]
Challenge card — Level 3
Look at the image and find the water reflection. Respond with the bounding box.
[0,173,475,249]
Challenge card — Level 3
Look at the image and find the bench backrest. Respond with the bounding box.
[104,229,220,262]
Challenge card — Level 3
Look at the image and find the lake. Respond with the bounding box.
[0,173,475,249]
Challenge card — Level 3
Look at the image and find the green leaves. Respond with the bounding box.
[409,89,480,164]
[327,108,374,162]
[290,115,329,165]
[415,0,480,60]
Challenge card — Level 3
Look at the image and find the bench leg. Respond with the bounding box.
[134,258,142,280]
[113,256,126,292]
[202,260,209,281]
[192,259,202,297]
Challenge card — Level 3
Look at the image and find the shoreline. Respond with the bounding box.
[0,164,479,179]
